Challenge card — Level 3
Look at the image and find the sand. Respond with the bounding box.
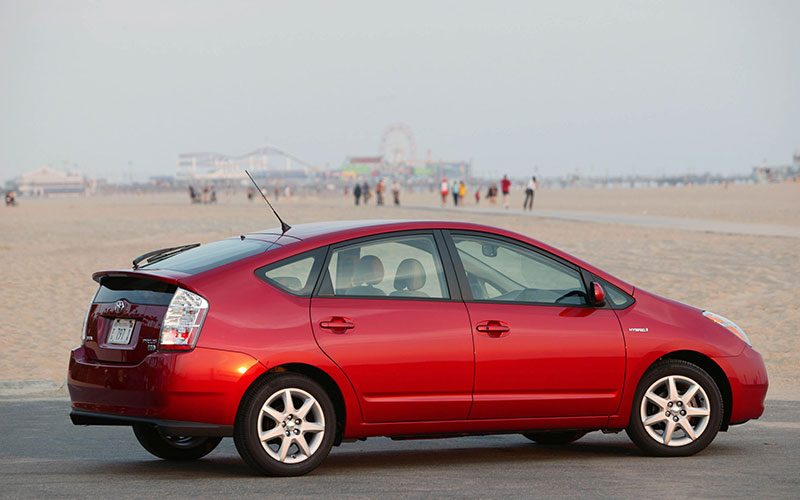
[1,182,797,399]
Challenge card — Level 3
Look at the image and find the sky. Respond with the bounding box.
[1,0,798,182]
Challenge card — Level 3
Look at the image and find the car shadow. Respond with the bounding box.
[87,437,669,478]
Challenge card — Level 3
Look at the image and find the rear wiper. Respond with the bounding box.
[132,243,200,269]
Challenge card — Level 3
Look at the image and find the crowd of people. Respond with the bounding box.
[188,185,217,204]
[347,175,539,211]
[351,179,402,206]
[183,175,538,210]
[437,174,538,210]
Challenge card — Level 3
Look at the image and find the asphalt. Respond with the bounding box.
[0,397,797,499]
[403,205,800,239]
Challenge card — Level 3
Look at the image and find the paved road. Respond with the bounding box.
[0,397,797,499]
[403,205,800,239]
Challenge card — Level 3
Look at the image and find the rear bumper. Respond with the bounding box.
[68,345,264,427]
[70,409,233,436]
[714,346,768,424]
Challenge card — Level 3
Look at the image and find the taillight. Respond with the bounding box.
[159,288,209,351]
[81,297,94,345]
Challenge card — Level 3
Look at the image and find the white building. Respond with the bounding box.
[16,167,87,196]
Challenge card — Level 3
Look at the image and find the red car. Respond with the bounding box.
[68,220,768,476]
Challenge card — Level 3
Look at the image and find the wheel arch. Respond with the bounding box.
[656,350,733,431]
[237,362,348,445]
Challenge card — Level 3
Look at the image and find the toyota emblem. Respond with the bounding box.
[115,300,125,314]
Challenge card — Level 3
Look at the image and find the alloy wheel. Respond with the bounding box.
[640,374,711,447]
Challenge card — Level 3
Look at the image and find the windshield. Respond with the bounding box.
[139,238,269,274]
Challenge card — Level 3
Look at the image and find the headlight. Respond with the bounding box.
[703,311,752,346]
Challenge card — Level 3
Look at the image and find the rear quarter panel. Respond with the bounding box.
[178,246,363,434]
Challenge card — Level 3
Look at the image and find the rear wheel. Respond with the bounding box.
[234,373,336,476]
[626,360,723,456]
[522,430,586,445]
[132,424,222,460]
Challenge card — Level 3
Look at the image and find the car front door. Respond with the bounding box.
[310,231,474,423]
[445,232,626,419]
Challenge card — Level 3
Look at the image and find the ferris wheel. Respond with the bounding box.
[379,123,417,166]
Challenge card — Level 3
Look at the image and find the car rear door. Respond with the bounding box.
[445,231,626,419]
[310,231,474,423]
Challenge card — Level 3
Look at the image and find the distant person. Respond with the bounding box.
[284,185,291,198]
[486,184,496,205]
[188,186,199,204]
[210,188,217,204]
[247,188,254,201]
[5,190,16,207]
[362,182,370,204]
[274,187,280,201]
[475,188,480,204]
[501,175,511,209]
[391,180,401,206]
[452,179,459,206]
[440,178,449,205]
[458,181,467,205]
[376,179,385,205]
[353,183,362,205]
[523,175,538,210]
[202,186,210,203]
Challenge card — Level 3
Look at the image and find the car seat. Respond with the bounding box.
[346,255,386,296]
[389,258,429,297]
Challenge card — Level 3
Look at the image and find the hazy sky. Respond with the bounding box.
[1,0,798,182]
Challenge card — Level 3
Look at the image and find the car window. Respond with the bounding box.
[452,234,587,305]
[595,276,634,309]
[257,248,326,297]
[321,234,449,299]
[141,238,269,274]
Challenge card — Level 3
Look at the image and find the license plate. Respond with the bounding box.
[108,319,135,345]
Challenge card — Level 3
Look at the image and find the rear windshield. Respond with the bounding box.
[140,238,269,274]
[95,277,177,305]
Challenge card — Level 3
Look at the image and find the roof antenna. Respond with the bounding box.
[245,170,291,233]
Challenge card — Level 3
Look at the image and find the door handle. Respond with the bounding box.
[319,317,355,332]
[476,320,510,338]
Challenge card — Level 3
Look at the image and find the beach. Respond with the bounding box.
[1,182,797,398]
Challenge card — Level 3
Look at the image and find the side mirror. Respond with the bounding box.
[590,282,606,306]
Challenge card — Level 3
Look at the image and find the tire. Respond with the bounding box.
[626,360,723,456]
[522,430,587,445]
[234,373,336,476]
[132,424,222,461]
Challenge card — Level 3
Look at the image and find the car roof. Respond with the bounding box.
[245,220,634,294]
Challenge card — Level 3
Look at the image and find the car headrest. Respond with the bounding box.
[393,258,426,291]
[353,255,384,286]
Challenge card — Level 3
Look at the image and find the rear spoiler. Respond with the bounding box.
[92,269,190,285]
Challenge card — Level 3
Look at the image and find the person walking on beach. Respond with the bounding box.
[440,178,449,205]
[501,175,511,209]
[487,184,497,204]
[353,183,362,206]
[458,181,467,205]
[452,179,460,206]
[376,179,385,205]
[391,180,401,206]
[523,175,538,210]
[362,182,370,205]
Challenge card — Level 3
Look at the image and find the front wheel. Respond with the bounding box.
[626,360,723,456]
[132,424,222,460]
[234,373,336,476]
